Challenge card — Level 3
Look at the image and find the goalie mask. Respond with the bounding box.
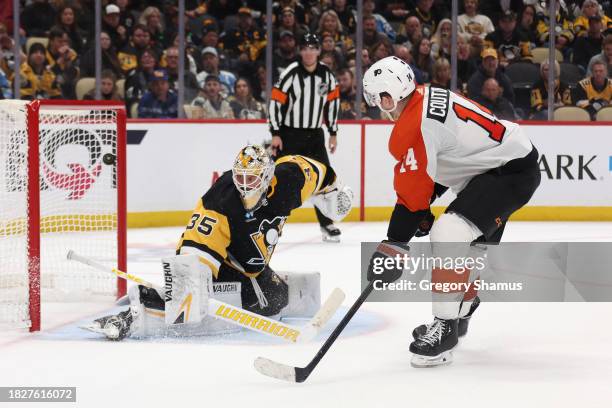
[232,145,275,212]
[363,56,416,113]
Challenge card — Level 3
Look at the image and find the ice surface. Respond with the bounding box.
[1,221,612,408]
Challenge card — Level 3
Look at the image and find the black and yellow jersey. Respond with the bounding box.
[177,155,335,278]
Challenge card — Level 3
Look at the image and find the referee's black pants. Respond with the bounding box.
[276,127,334,228]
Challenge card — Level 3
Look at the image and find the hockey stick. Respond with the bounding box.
[254,280,375,382]
[67,250,345,343]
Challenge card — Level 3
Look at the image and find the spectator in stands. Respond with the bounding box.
[535,0,574,55]
[209,0,242,22]
[54,6,86,55]
[458,0,495,53]
[273,0,307,26]
[191,75,234,119]
[84,69,123,101]
[393,44,425,84]
[479,0,523,27]
[431,18,452,60]
[332,0,356,34]
[0,66,11,99]
[228,77,266,119]
[0,24,19,79]
[321,31,345,68]
[80,31,123,79]
[125,48,159,114]
[21,0,56,37]
[115,0,137,32]
[103,4,128,50]
[517,4,538,47]
[46,27,79,99]
[370,41,394,63]
[138,69,178,118]
[197,47,236,96]
[587,34,612,76]
[254,62,267,101]
[363,0,395,42]
[412,37,435,83]
[397,16,423,51]
[220,7,267,63]
[408,0,446,39]
[574,60,612,119]
[338,68,358,119]
[484,10,532,67]
[573,0,612,39]
[382,0,411,24]
[273,30,298,82]
[363,15,390,50]
[318,10,353,54]
[163,46,199,103]
[276,7,306,40]
[200,20,220,50]
[139,6,168,50]
[457,36,478,92]
[473,77,519,120]
[430,57,451,89]
[118,24,153,75]
[573,16,605,70]
[467,48,515,103]
[320,51,339,72]
[530,60,572,120]
[17,42,61,100]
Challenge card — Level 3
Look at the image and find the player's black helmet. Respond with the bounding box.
[300,33,320,48]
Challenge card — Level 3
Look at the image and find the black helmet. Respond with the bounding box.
[300,33,320,48]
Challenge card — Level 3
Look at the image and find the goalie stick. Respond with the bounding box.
[254,280,374,382]
[67,250,345,343]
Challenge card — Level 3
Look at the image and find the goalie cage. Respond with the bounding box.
[0,100,127,332]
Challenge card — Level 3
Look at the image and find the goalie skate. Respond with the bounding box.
[81,310,133,341]
[321,224,341,243]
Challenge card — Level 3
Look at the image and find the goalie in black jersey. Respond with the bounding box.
[86,145,353,340]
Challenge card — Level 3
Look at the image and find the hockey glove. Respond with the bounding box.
[414,211,435,237]
[367,240,409,284]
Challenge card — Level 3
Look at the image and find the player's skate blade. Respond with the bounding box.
[410,351,453,368]
[321,225,341,243]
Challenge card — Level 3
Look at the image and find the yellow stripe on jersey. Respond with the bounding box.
[176,201,231,277]
[275,155,328,203]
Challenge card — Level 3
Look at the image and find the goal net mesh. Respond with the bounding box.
[0,101,120,329]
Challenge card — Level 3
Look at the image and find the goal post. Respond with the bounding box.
[0,100,127,332]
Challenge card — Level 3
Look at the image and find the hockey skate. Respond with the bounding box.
[81,310,133,341]
[321,224,341,243]
[409,318,458,368]
[412,296,480,339]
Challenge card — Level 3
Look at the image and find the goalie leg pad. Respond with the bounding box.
[310,181,354,222]
[278,271,321,318]
[162,254,213,325]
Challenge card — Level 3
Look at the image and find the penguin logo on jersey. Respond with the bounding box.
[247,216,287,266]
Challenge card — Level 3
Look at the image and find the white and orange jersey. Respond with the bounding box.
[389,86,533,212]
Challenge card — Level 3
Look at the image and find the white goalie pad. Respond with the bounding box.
[162,254,213,325]
[310,181,354,222]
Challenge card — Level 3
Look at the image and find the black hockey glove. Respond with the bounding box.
[367,240,410,284]
[414,211,435,237]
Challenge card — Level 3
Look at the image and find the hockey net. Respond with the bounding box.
[0,100,126,331]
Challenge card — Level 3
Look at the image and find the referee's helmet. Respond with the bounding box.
[300,33,320,48]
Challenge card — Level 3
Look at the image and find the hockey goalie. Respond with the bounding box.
[362,56,541,367]
[85,145,353,340]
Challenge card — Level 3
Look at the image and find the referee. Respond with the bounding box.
[268,33,342,242]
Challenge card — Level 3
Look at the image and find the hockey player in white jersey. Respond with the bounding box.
[362,56,541,367]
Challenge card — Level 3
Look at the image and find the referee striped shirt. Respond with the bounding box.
[268,61,340,136]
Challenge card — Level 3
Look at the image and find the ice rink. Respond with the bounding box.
[2,221,612,408]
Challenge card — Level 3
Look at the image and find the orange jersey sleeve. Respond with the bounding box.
[388,87,434,212]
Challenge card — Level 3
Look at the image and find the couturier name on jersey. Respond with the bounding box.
[426,87,450,123]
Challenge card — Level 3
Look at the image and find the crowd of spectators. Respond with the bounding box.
[0,0,611,120]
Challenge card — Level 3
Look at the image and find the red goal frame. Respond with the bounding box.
[25,100,127,332]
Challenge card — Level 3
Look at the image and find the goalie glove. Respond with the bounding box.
[310,182,354,222]
[367,240,409,284]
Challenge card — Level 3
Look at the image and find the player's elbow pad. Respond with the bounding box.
[311,182,354,222]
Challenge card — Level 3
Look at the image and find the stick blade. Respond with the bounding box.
[254,357,298,382]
